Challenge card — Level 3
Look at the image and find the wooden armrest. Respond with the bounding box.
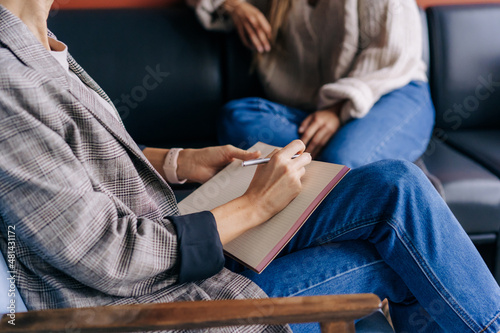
[0,294,381,333]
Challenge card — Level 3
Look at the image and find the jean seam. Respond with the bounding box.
[479,310,500,333]
[315,215,482,333]
[288,259,386,297]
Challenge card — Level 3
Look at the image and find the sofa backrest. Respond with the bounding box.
[427,5,500,130]
[50,5,500,142]
[49,7,226,148]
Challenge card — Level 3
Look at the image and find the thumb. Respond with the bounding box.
[226,146,261,161]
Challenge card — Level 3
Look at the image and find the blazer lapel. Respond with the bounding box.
[67,54,122,123]
[64,52,167,185]
[64,65,173,196]
[63,59,155,167]
[64,54,136,147]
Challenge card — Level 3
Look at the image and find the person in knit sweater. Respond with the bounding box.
[195,0,435,167]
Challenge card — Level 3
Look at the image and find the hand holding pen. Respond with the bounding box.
[242,154,302,167]
[241,140,312,219]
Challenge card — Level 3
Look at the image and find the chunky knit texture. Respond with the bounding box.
[196,0,427,122]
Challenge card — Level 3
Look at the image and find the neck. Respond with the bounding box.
[0,0,53,50]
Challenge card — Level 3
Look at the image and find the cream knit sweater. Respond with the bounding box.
[196,0,428,123]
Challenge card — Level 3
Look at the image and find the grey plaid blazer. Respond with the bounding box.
[0,6,289,333]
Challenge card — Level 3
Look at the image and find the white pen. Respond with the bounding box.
[242,154,302,167]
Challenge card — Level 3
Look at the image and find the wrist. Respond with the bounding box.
[240,192,273,225]
[163,148,188,184]
[176,148,197,183]
[327,102,343,116]
[211,194,268,244]
[223,0,244,14]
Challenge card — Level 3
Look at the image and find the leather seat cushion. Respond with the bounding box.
[423,139,500,234]
[445,130,500,179]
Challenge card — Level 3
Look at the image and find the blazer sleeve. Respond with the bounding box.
[318,0,427,123]
[0,69,223,297]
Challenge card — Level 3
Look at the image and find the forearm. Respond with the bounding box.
[211,195,268,245]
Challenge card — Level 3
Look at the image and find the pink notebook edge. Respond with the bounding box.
[253,165,350,273]
[222,165,351,273]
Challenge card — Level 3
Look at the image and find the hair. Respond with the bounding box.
[268,0,293,46]
[254,0,293,66]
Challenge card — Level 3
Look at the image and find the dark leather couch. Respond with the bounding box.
[423,5,500,283]
[48,3,500,292]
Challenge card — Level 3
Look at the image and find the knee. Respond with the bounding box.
[218,98,268,147]
[356,160,428,194]
[220,97,268,128]
[222,97,265,117]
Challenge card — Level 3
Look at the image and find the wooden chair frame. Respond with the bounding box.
[0,294,381,333]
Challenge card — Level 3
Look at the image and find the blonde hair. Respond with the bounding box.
[268,0,293,47]
[254,0,293,66]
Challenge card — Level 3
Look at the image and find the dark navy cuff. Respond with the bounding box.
[138,144,147,151]
[169,211,225,283]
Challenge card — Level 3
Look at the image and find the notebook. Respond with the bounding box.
[178,142,350,273]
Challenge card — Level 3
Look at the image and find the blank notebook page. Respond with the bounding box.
[178,142,347,271]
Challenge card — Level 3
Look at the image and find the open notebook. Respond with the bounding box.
[178,142,350,273]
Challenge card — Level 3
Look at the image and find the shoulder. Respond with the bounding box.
[355,0,420,29]
[357,0,419,14]
[0,48,52,103]
[0,47,61,104]
[0,47,69,134]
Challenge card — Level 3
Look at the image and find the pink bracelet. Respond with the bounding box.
[163,148,187,184]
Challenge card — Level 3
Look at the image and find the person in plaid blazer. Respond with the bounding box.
[0,1,499,333]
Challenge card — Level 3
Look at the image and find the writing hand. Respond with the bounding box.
[244,140,312,221]
[210,140,311,244]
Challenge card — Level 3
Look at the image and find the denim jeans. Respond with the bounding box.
[218,81,435,168]
[226,160,500,333]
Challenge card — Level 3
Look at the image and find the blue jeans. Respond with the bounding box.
[226,160,500,333]
[219,81,435,168]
